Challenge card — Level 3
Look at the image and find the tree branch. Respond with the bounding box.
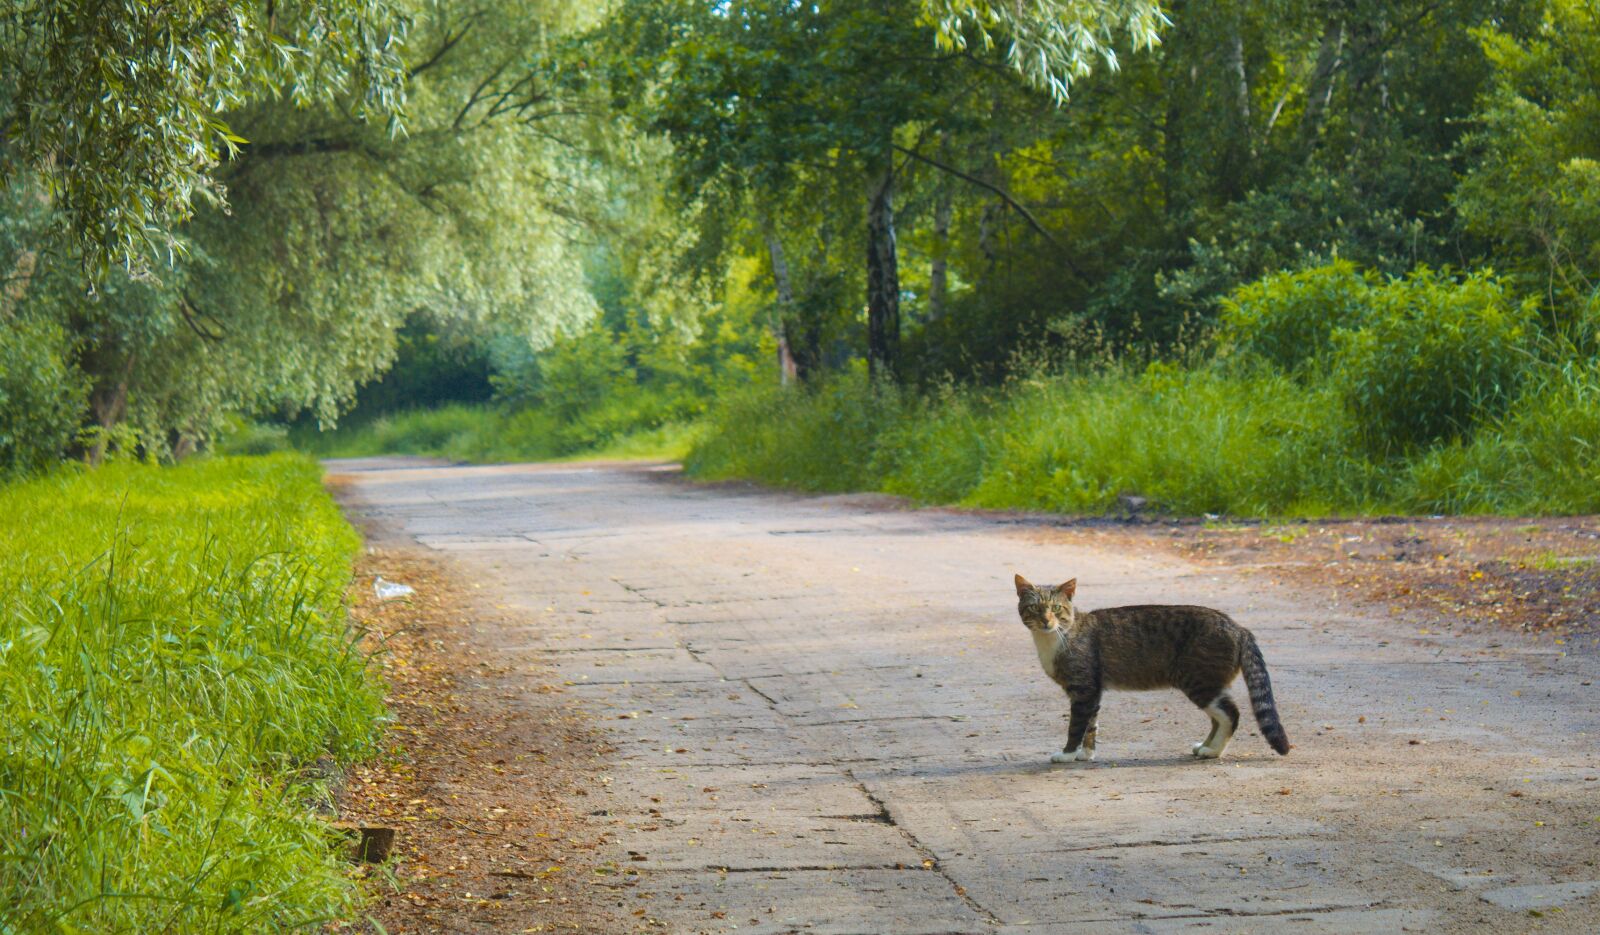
[891,143,1082,277]
[179,291,226,342]
[408,22,474,80]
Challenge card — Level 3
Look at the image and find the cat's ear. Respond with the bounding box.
[1013,573,1034,596]
[1059,578,1077,600]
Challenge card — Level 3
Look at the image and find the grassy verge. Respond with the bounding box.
[291,403,699,463]
[0,453,383,931]
[686,363,1600,517]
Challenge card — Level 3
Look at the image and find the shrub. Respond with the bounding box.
[875,387,994,503]
[1404,360,1600,513]
[0,314,87,476]
[1331,267,1535,453]
[965,365,1373,516]
[1218,260,1377,373]
[686,373,902,492]
[686,364,1380,517]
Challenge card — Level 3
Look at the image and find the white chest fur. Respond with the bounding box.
[1030,627,1065,678]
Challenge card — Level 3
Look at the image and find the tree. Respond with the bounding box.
[3,0,613,459]
[1454,0,1600,331]
[604,0,1011,380]
[921,0,1167,101]
[0,0,408,277]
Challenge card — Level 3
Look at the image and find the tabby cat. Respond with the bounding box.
[1013,574,1291,762]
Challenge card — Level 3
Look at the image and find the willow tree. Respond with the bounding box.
[0,0,408,278]
[4,0,608,457]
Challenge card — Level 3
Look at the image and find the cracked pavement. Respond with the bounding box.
[332,457,1600,934]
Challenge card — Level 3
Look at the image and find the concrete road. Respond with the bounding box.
[332,458,1600,934]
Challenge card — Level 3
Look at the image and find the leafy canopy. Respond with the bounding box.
[921,0,1168,100]
[0,0,408,276]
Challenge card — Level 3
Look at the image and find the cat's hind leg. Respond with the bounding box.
[1189,692,1240,759]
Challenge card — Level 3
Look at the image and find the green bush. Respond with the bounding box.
[0,314,87,476]
[0,454,383,931]
[876,387,994,503]
[1331,268,1535,453]
[963,365,1373,516]
[1403,360,1600,513]
[214,418,291,455]
[686,373,902,492]
[296,402,697,463]
[1218,260,1377,373]
[687,365,1381,517]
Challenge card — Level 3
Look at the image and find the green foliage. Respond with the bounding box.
[966,366,1370,515]
[1223,263,1536,453]
[0,313,87,476]
[686,371,903,491]
[922,0,1166,101]
[298,402,700,463]
[0,0,408,276]
[1330,268,1535,453]
[1403,361,1600,514]
[687,342,1600,518]
[1,0,613,459]
[1455,0,1600,326]
[0,454,383,930]
[340,316,495,424]
[1219,260,1378,373]
[688,366,1376,516]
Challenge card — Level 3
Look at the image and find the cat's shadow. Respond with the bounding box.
[904,753,1215,780]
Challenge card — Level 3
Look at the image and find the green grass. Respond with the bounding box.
[291,403,697,463]
[686,361,1600,517]
[0,453,383,931]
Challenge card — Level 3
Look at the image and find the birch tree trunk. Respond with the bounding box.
[865,162,900,381]
[929,185,952,322]
[1301,17,1345,150]
[763,225,800,385]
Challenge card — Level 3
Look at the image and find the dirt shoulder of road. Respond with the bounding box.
[686,473,1600,651]
[329,533,621,932]
[1027,511,1600,651]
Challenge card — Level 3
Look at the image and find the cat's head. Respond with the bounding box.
[1013,574,1077,631]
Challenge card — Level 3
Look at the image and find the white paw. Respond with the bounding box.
[1050,748,1088,764]
[1191,743,1221,759]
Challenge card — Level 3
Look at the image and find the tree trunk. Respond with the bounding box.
[1,249,37,319]
[1219,23,1254,198]
[171,431,198,462]
[1300,16,1345,150]
[87,356,135,467]
[763,226,801,385]
[1159,2,1190,221]
[865,163,900,382]
[1228,28,1252,151]
[929,184,952,322]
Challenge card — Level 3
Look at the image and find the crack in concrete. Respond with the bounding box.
[613,579,669,608]
[848,770,1002,927]
[1020,832,1330,856]
[796,713,973,728]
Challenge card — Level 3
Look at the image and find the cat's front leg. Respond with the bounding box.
[1051,695,1100,764]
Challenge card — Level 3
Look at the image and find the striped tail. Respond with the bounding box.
[1241,633,1291,755]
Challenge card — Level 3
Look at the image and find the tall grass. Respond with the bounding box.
[1403,360,1600,514]
[688,362,1600,517]
[292,403,698,463]
[0,454,383,931]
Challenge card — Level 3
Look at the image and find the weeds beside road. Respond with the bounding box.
[0,455,381,931]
